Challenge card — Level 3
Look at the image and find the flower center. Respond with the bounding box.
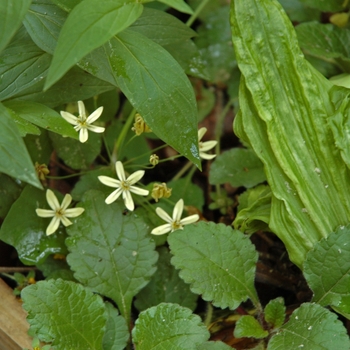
[55,209,65,217]
[171,220,182,231]
[121,180,131,191]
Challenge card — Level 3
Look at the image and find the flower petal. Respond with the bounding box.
[78,101,86,118]
[127,170,145,184]
[61,194,72,210]
[123,190,135,211]
[36,209,55,218]
[98,176,120,188]
[79,128,88,143]
[116,161,126,181]
[155,207,172,223]
[199,152,217,160]
[151,223,172,235]
[200,140,217,152]
[105,188,122,204]
[198,127,207,141]
[60,111,78,125]
[86,106,103,123]
[173,199,184,221]
[129,186,149,196]
[46,217,60,235]
[46,189,60,210]
[87,125,105,133]
[180,214,200,226]
[60,216,73,227]
[64,207,85,218]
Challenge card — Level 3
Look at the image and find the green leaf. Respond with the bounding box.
[264,297,286,328]
[103,303,129,350]
[233,185,271,234]
[65,190,158,323]
[303,225,350,313]
[0,103,42,189]
[81,29,201,167]
[4,101,79,139]
[168,221,259,309]
[21,279,107,349]
[37,255,76,281]
[0,26,51,101]
[0,186,68,265]
[7,108,40,137]
[0,0,32,54]
[197,341,233,350]
[24,130,53,164]
[298,0,346,12]
[45,0,143,89]
[209,148,266,188]
[233,315,268,339]
[49,131,101,170]
[230,0,350,267]
[50,0,82,12]
[23,0,67,55]
[267,303,350,349]
[134,247,198,312]
[153,0,193,14]
[132,303,209,349]
[296,23,350,71]
[278,0,320,22]
[0,173,22,219]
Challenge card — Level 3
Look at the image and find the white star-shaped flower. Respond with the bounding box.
[151,199,199,235]
[98,161,149,211]
[60,101,105,143]
[198,127,218,160]
[36,189,85,236]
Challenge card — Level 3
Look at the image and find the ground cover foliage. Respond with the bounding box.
[1,0,350,349]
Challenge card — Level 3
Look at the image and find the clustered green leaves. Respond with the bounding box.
[1,0,350,349]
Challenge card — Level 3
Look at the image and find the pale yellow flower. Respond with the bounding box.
[98,161,149,211]
[150,154,159,166]
[132,113,152,135]
[198,127,217,160]
[60,101,105,143]
[151,183,172,202]
[151,199,199,235]
[36,189,84,236]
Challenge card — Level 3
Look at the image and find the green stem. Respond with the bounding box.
[186,0,211,27]
[203,302,214,327]
[111,108,136,164]
[46,171,89,180]
[171,161,195,181]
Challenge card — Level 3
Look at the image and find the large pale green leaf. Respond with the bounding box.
[0,103,41,189]
[81,29,201,166]
[168,222,259,309]
[303,225,350,315]
[22,279,107,349]
[230,0,350,267]
[23,0,67,55]
[132,303,209,349]
[44,0,143,89]
[0,186,69,265]
[4,100,78,139]
[267,303,350,349]
[66,190,158,324]
[0,0,32,54]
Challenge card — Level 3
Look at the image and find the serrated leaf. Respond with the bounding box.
[264,297,286,328]
[103,303,129,350]
[4,101,79,139]
[134,247,198,312]
[80,29,201,167]
[267,303,350,350]
[303,225,350,312]
[234,185,271,234]
[168,221,259,309]
[0,0,32,54]
[0,186,68,265]
[154,0,193,14]
[66,190,158,324]
[234,315,268,339]
[298,0,346,12]
[49,131,101,170]
[197,341,233,350]
[0,103,42,189]
[230,0,350,267]
[209,148,266,188]
[132,303,209,349]
[23,0,67,55]
[45,0,143,89]
[22,279,107,349]
[0,26,51,101]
